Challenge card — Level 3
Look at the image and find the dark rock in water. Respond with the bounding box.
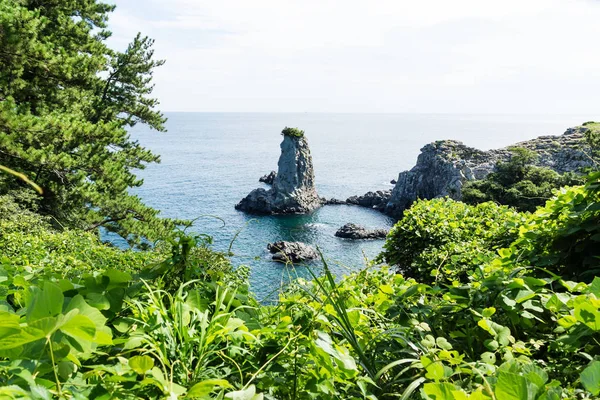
[384,125,594,219]
[322,197,346,205]
[390,179,397,185]
[236,131,321,214]
[346,190,392,211]
[259,171,277,185]
[335,223,389,240]
[267,241,319,263]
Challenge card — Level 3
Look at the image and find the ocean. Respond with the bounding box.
[119,113,594,301]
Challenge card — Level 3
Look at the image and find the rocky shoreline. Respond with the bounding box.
[352,124,594,218]
[237,124,595,262]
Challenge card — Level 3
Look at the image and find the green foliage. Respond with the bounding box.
[379,198,525,284]
[0,0,179,244]
[463,147,583,212]
[0,194,161,283]
[583,121,600,161]
[281,127,305,137]
[1,200,600,398]
[501,172,600,282]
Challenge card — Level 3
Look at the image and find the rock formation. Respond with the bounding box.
[335,223,389,239]
[346,190,392,211]
[259,171,277,185]
[236,129,321,214]
[321,197,346,205]
[267,241,319,263]
[384,125,594,218]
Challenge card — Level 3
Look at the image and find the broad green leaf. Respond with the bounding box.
[423,382,458,400]
[0,312,21,339]
[480,352,496,365]
[521,364,547,388]
[589,277,600,297]
[574,302,600,331]
[0,325,45,350]
[580,361,600,395]
[85,293,111,310]
[422,335,436,349]
[104,269,132,287]
[60,314,97,342]
[421,356,444,381]
[225,385,263,400]
[28,317,59,336]
[187,379,232,397]
[27,282,63,322]
[514,289,536,304]
[65,295,108,329]
[494,371,537,400]
[129,355,154,375]
[436,337,453,350]
[482,307,496,318]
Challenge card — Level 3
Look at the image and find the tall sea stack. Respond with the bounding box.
[235,127,321,214]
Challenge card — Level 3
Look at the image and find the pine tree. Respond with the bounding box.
[0,0,179,244]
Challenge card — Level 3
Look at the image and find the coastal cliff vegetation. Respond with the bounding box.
[1,1,600,399]
[462,147,584,212]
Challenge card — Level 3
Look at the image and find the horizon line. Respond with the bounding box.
[158,111,598,116]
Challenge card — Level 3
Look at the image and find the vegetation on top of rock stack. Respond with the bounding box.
[282,126,305,137]
[462,147,583,212]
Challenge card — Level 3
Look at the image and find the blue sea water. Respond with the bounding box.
[122,113,594,301]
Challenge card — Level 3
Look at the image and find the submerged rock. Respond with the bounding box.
[346,190,392,211]
[267,241,319,263]
[335,223,389,240]
[384,125,594,219]
[236,129,321,214]
[259,171,277,185]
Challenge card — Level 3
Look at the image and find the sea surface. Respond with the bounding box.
[118,113,595,301]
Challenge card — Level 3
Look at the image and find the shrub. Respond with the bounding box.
[503,171,600,282]
[281,127,305,137]
[380,198,525,284]
[463,147,583,212]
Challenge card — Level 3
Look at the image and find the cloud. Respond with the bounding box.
[106,0,600,113]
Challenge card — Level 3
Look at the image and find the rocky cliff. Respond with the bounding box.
[236,132,321,214]
[384,125,594,219]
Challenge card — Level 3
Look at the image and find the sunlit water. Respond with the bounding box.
[113,113,595,301]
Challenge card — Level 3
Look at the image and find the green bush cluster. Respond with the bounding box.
[462,147,583,212]
[503,171,600,282]
[0,194,162,279]
[379,198,526,284]
[2,174,600,398]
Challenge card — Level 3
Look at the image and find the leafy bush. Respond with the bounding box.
[463,147,583,212]
[502,171,600,282]
[0,194,162,281]
[281,127,305,137]
[379,198,525,284]
[1,216,600,398]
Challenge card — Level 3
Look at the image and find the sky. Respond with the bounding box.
[106,0,600,114]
